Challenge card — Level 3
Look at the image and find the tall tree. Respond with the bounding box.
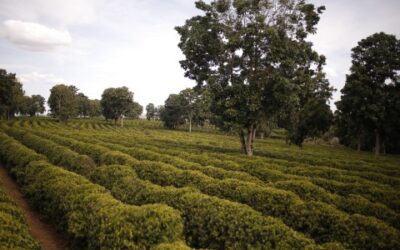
[146,103,156,120]
[176,0,326,155]
[336,33,400,155]
[48,84,78,122]
[0,69,24,119]
[100,87,134,127]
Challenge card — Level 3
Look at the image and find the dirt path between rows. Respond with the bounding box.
[0,165,66,250]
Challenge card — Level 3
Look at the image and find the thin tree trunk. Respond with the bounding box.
[357,135,361,152]
[189,113,192,133]
[120,116,124,127]
[374,129,380,156]
[239,130,247,155]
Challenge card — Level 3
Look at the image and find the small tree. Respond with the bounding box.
[88,99,101,117]
[146,103,156,120]
[180,88,198,132]
[100,87,134,127]
[160,94,186,129]
[48,84,78,122]
[76,93,90,118]
[127,102,143,119]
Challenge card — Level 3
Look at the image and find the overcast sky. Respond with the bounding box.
[0,0,399,111]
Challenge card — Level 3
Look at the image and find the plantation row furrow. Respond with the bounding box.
[0,176,40,250]
[34,126,400,228]
[19,126,400,248]
[0,131,187,250]
[1,127,332,250]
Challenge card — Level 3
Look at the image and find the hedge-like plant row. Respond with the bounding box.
[102,137,400,229]
[15,127,400,249]
[109,124,400,178]
[120,137,400,213]
[0,180,40,250]
[0,131,186,249]
[90,164,346,250]
[135,137,399,189]
[4,126,326,249]
[26,126,400,229]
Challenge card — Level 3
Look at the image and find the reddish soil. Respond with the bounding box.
[0,165,66,250]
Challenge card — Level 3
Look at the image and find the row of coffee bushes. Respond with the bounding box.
[31,126,400,229]
[21,127,400,249]
[93,133,400,229]
[91,164,341,250]
[0,131,186,249]
[122,137,400,213]
[6,127,324,249]
[119,124,400,177]
[0,180,40,249]
[272,180,400,229]
[29,127,264,185]
[135,136,399,189]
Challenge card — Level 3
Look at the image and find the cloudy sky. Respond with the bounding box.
[0,0,399,111]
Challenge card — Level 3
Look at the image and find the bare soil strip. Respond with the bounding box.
[0,165,66,250]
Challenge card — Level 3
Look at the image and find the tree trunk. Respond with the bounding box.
[189,113,192,133]
[120,116,124,127]
[246,130,253,156]
[374,129,380,156]
[239,130,247,155]
[239,126,256,156]
[357,135,361,152]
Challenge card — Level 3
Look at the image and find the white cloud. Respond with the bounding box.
[1,20,72,51]
[19,71,66,85]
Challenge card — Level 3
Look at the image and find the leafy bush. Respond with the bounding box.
[0,183,40,250]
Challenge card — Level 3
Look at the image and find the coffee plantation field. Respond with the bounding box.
[0,118,399,249]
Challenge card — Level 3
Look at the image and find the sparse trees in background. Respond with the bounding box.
[20,95,46,117]
[88,99,102,117]
[336,32,400,155]
[76,93,90,118]
[160,94,186,129]
[176,0,328,155]
[0,69,24,119]
[127,101,143,119]
[48,84,78,122]
[100,87,134,127]
[146,103,156,120]
[180,88,197,132]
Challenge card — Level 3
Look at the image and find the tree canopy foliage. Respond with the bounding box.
[20,95,46,117]
[176,0,331,155]
[48,84,78,122]
[336,32,400,155]
[100,87,134,126]
[0,69,24,119]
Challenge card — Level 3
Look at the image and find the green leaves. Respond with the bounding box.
[177,0,331,153]
[337,32,400,154]
[100,86,134,122]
